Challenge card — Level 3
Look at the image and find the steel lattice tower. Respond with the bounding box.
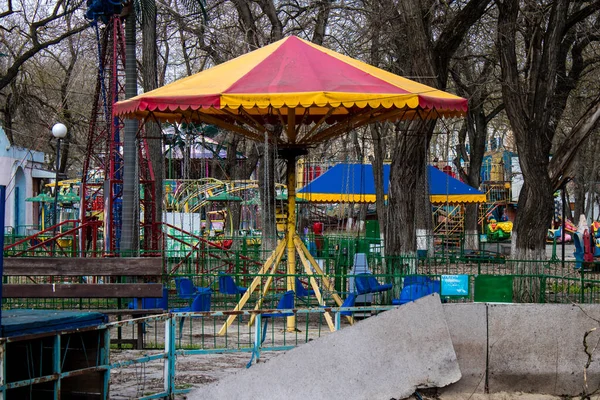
[81,14,157,255]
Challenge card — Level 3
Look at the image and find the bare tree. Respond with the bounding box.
[384,0,493,258]
[496,0,600,301]
[451,46,504,249]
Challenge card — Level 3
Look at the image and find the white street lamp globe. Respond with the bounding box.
[52,123,67,139]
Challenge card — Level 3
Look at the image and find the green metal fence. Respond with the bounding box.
[3,232,598,340]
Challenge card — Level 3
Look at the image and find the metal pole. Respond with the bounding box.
[286,155,297,332]
[0,185,5,334]
[52,138,62,254]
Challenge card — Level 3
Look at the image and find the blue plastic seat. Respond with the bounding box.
[427,279,441,295]
[262,290,295,318]
[355,273,393,294]
[295,277,315,298]
[320,293,357,317]
[172,290,212,338]
[403,275,431,287]
[218,273,248,295]
[354,274,371,294]
[339,293,357,316]
[130,287,168,310]
[175,277,201,300]
[367,275,393,293]
[392,283,431,305]
[261,290,295,343]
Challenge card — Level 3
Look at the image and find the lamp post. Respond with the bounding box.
[51,123,67,253]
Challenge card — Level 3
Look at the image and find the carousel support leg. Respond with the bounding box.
[296,237,353,324]
[296,238,344,306]
[248,246,285,327]
[217,240,285,336]
[294,235,336,332]
[285,155,298,332]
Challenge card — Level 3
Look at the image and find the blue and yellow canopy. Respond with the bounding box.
[297,164,486,204]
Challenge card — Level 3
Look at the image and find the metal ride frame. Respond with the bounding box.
[0,306,393,399]
[217,149,344,334]
[81,14,157,255]
[123,106,444,335]
[112,37,467,335]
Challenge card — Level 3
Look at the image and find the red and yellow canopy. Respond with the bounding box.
[115,36,467,145]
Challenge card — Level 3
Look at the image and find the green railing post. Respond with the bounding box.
[101,328,110,398]
[253,313,262,364]
[539,271,546,303]
[581,268,586,304]
[164,315,176,397]
[53,334,61,399]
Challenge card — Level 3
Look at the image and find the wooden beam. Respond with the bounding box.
[217,240,286,336]
[294,236,336,332]
[305,107,393,145]
[248,250,282,327]
[3,283,164,298]
[297,106,336,143]
[193,110,266,143]
[295,237,343,307]
[3,257,163,276]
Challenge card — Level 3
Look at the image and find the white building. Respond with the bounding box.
[0,127,54,235]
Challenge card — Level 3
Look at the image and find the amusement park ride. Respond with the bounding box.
[81,0,157,254]
[114,35,468,333]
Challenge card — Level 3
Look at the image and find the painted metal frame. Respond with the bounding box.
[0,306,393,399]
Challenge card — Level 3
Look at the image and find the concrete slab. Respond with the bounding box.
[440,303,487,395]
[189,294,461,400]
[487,303,600,396]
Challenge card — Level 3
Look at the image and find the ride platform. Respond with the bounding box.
[1,309,110,399]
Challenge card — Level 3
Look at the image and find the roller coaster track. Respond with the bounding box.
[165,179,287,213]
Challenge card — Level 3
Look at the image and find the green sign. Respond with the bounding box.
[474,275,514,303]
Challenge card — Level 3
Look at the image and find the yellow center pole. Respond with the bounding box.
[286,155,297,332]
[284,107,298,332]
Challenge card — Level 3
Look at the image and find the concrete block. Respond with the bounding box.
[440,303,487,395]
[487,303,600,396]
[189,293,461,400]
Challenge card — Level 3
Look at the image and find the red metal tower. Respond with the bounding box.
[81,15,157,255]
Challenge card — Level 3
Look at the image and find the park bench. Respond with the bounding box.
[3,257,164,348]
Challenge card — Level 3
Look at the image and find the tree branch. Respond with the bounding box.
[485,103,505,124]
[256,0,283,42]
[549,95,600,190]
[0,0,14,19]
[433,0,493,83]
[0,23,88,91]
[565,1,600,34]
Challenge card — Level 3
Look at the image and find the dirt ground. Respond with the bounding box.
[109,350,280,399]
[109,348,596,399]
[411,393,575,400]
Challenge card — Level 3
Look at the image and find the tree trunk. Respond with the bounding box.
[574,159,585,219]
[121,12,139,256]
[142,0,163,252]
[508,135,555,302]
[496,0,600,302]
[511,177,554,302]
[463,108,488,250]
[388,124,433,262]
[369,124,387,243]
[387,0,437,265]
